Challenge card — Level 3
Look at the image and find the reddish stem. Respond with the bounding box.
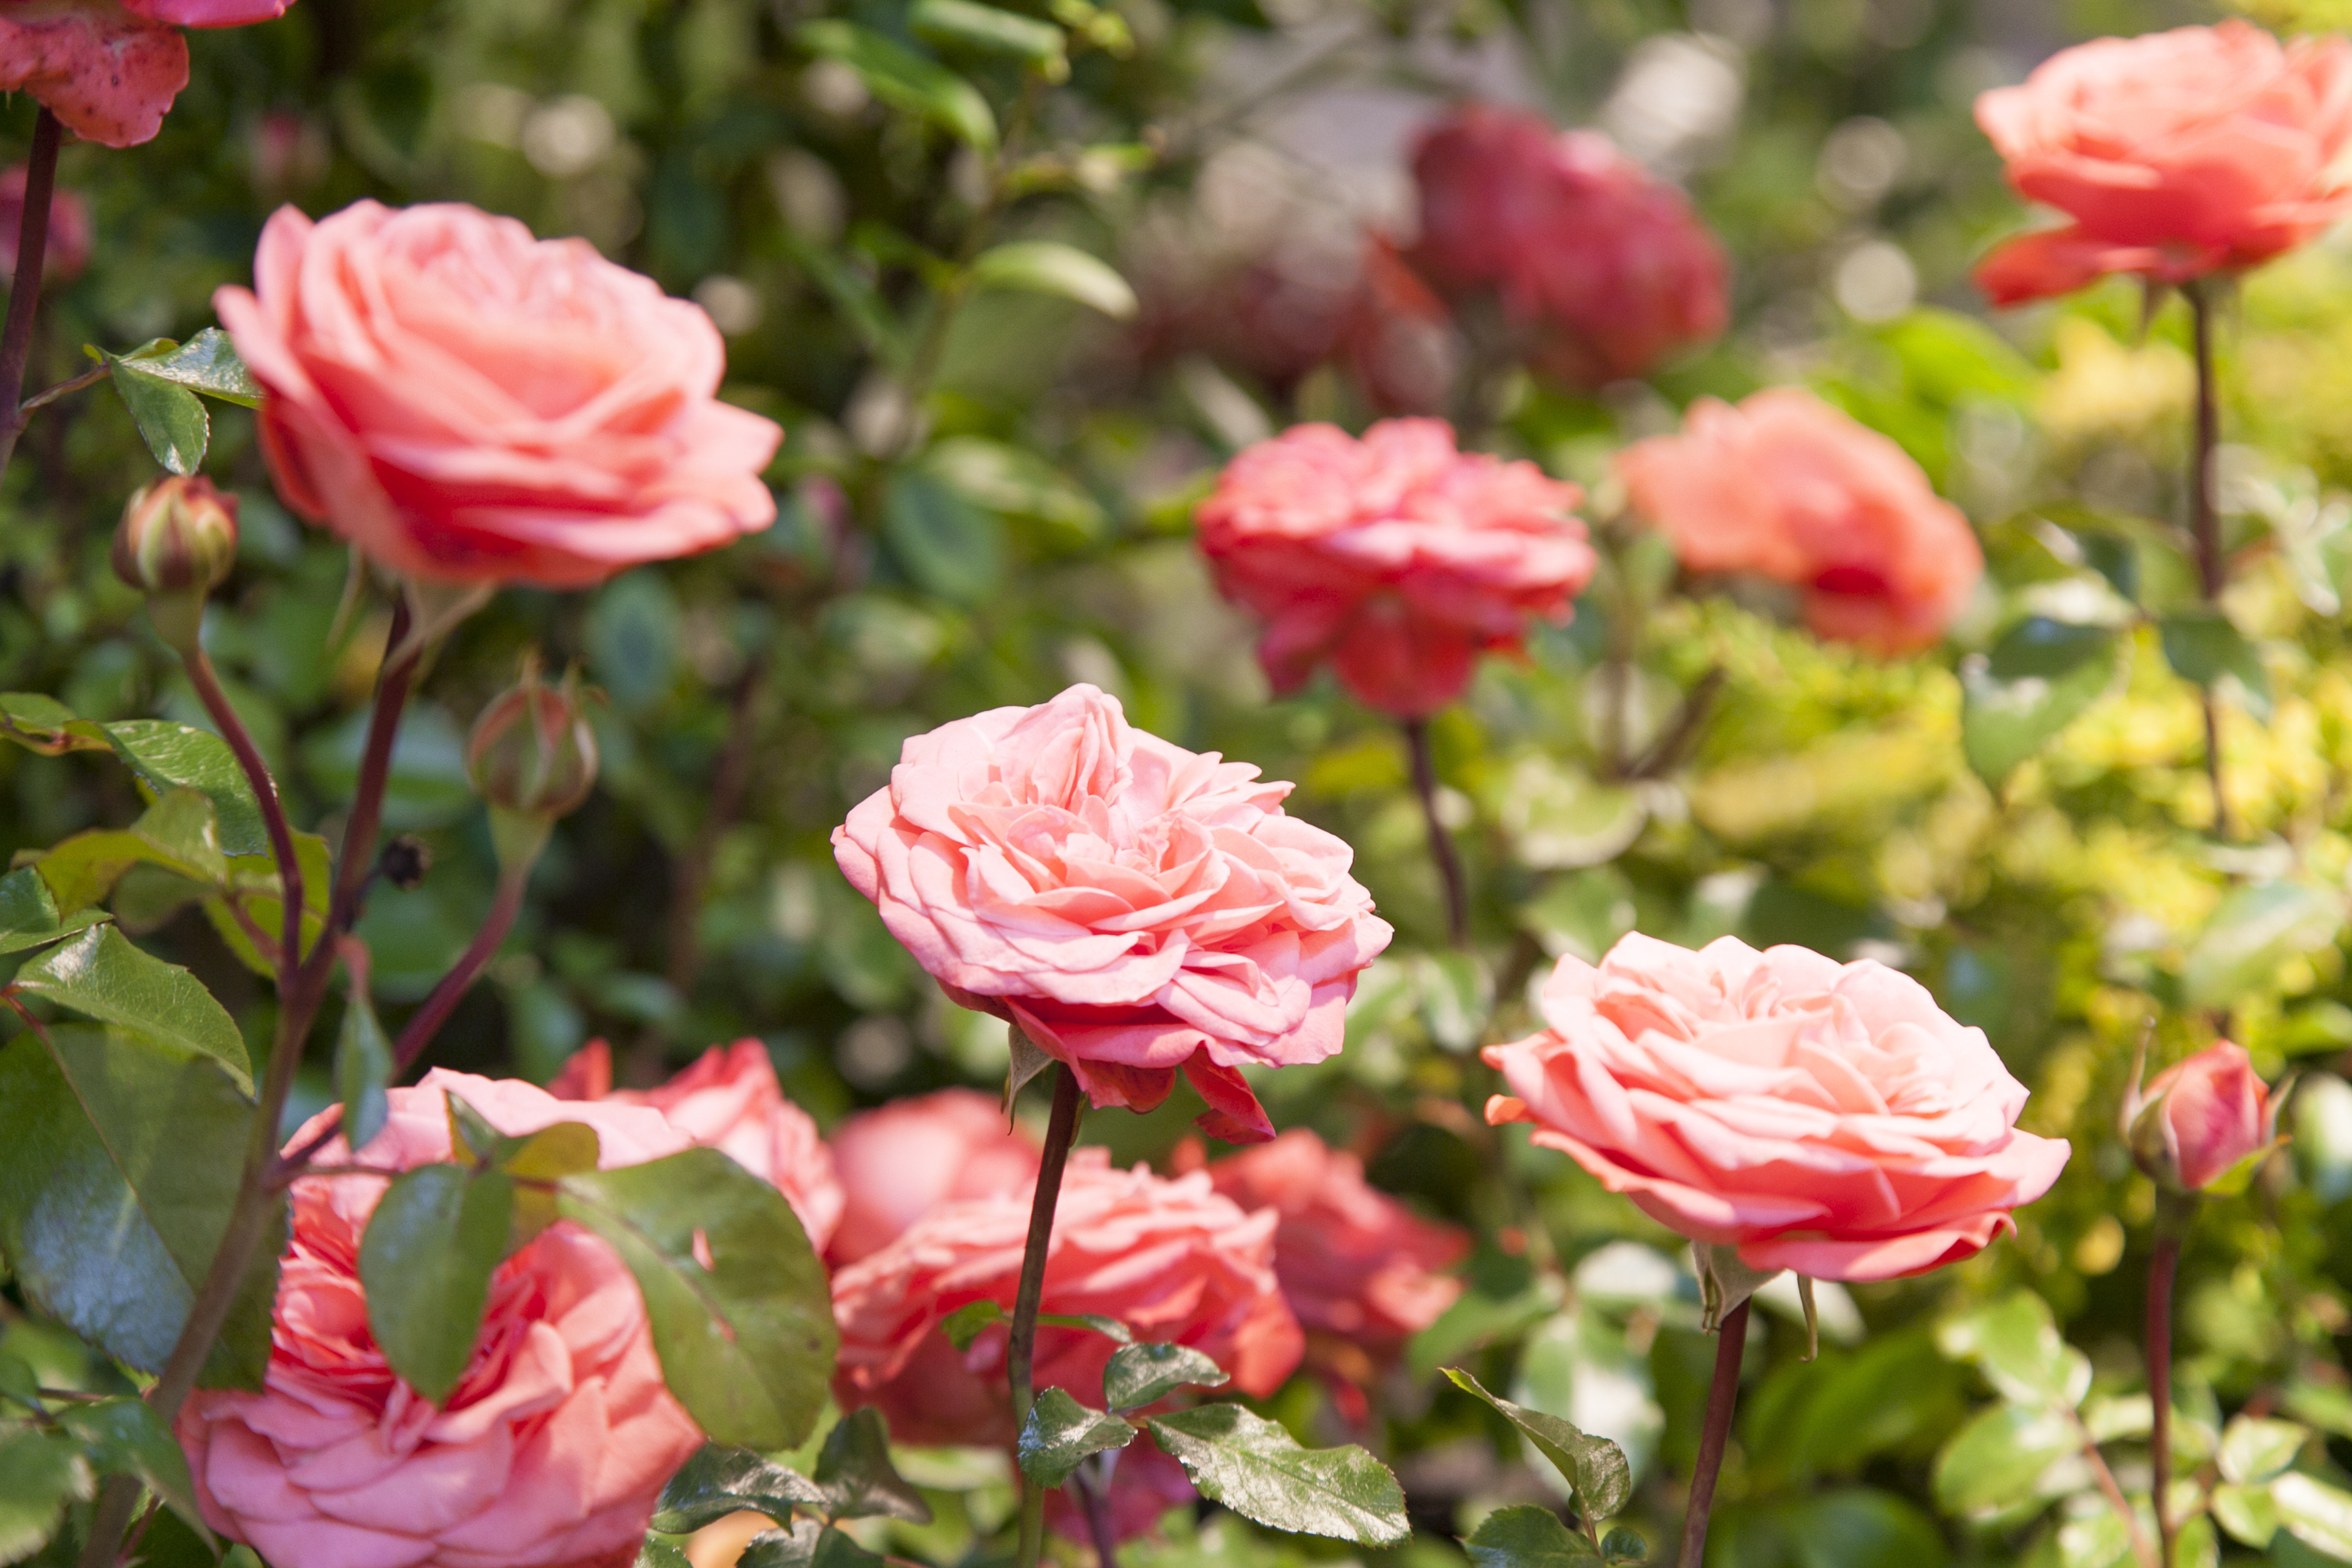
[1678,1299,1748,1568]
[1403,718,1469,948]
[391,863,527,1075]
[0,107,60,483]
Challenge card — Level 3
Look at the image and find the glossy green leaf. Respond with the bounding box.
[651,1444,826,1533]
[737,1522,824,1568]
[1933,1292,2091,1409]
[105,359,209,475]
[1960,645,2117,788]
[556,1149,838,1450]
[1145,1404,1409,1546]
[101,721,267,857]
[34,789,227,916]
[333,987,393,1155]
[0,1425,93,1566]
[1445,1368,1631,1521]
[970,241,1137,319]
[0,867,106,956]
[1018,1388,1135,1487]
[794,21,996,150]
[0,694,108,757]
[1463,1505,1600,1567]
[13,925,250,1092]
[0,1028,280,1388]
[883,472,1005,605]
[815,1407,930,1522]
[359,1164,514,1403]
[2274,1473,2352,1558]
[115,329,263,407]
[2182,880,2345,1011]
[636,1539,693,1568]
[2212,1481,2279,1547]
[1930,1402,2076,1518]
[2219,1416,2308,1486]
[1103,1342,1230,1412]
[910,0,1065,68]
[2159,608,2272,718]
[56,1396,213,1546]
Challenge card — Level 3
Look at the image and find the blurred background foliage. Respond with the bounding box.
[16,0,2352,1561]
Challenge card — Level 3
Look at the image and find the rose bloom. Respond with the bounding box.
[0,0,289,148]
[177,1070,704,1568]
[2129,1040,2277,1192]
[1974,22,2352,304]
[1617,387,1982,655]
[1409,103,1728,387]
[1484,935,2072,1281]
[549,1039,841,1254]
[1196,419,1595,717]
[0,165,89,280]
[830,1149,1302,1446]
[214,200,781,588]
[832,683,1392,1143]
[1192,1129,1467,1420]
[826,1089,1041,1266]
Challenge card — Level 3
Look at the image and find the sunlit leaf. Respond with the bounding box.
[1145,1404,1408,1546]
[359,1164,514,1403]
[969,241,1137,319]
[1017,1388,1134,1488]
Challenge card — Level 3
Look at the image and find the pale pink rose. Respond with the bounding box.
[549,1039,841,1254]
[2129,1040,2278,1193]
[176,1070,705,1568]
[1975,22,2352,304]
[214,201,781,587]
[825,1089,1041,1266]
[1616,387,1982,655]
[1408,103,1728,387]
[0,0,188,148]
[830,1149,1303,1447]
[1196,1128,1467,1420]
[1483,935,2072,1281]
[1196,419,1594,717]
[0,164,89,280]
[830,684,1392,1143]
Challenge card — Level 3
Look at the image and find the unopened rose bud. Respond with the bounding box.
[466,655,600,834]
[2126,1040,2277,1194]
[113,476,240,597]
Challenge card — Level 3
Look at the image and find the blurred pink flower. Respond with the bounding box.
[0,0,293,148]
[826,1088,1042,1266]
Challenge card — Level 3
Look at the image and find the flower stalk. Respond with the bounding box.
[1010,1064,1085,1568]
[0,107,61,483]
[2186,280,2229,841]
[1402,718,1469,948]
[1678,1298,1748,1568]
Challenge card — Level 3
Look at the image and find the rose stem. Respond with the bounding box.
[1677,1298,1749,1568]
[1010,1065,1085,1568]
[2186,280,2229,841]
[1402,718,1469,948]
[1075,1462,1122,1568]
[0,106,61,483]
[2148,1198,2193,1568]
[182,646,306,974]
[389,860,528,1074]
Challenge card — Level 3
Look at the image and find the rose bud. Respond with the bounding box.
[113,475,239,596]
[466,654,599,864]
[2126,1040,2279,1194]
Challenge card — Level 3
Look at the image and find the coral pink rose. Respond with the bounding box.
[1196,419,1594,717]
[826,1089,1041,1266]
[831,683,1392,1143]
[1408,103,1728,387]
[176,1070,705,1568]
[214,200,782,587]
[0,0,291,148]
[1484,935,2072,1281]
[830,1149,1303,1446]
[1194,1129,1467,1420]
[0,164,89,280]
[549,1039,841,1254]
[1617,387,1982,655]
[1974,22,2352,304]
[2127,1040,2278,1193]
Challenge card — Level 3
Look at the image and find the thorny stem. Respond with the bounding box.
[1011,1066,1086,1568]
[390,860,527,1075]
[0,108,61,485]
[1678,1299,1748,1568]
[1402,718,1469,948]
[2186,282,2230,841]
[182,646,306,975]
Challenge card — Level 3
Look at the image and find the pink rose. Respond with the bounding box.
[214,200,782,588]
[1194,1129,1467,1420]
[2127,1040,2278,1193]
[0,1,188,148]
[0,164,90,280]
[176,1070,706,1568]
[1617,387,1982,655]
[830,1150,1303,1446]
[1195,419,1594,717]
[1974,22,2352,304]
[549,1039,842,1254]
[1483,935,2072,1281]
[825,1089,1041,1266]
[1407,103,1728,387]
[830,683,1392,1143]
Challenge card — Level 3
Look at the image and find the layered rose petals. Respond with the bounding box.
[1484,935,2070,1282]
[1974,22,2352,303]
[825,1089,1042,1266]
[214,200,782,587]
[0,0,189,148]
[176,1071,705,1568]
[831,683,1392,1142]
[1196,419,1594,717]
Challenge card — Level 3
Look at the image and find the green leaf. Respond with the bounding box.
[504,1122,602,1254]
[1960,645,2117,788]
[942,1300,1003,1352]
[1408,1249,1563,1376]
[636,1539,694,1568]
[1145,1404,1409,1546]
[883,472,1005,605]
[1491,755,1646,872]
[2182,880,2345,1011]
[2212,1482,2279,1548]
[33,789,229,916]
[116,329,263,407]
[1039,1313,1132,1344]
[0,694,108,757]
[2159,608,2272,719]
[1930,1402,2077,1518]
[359,1164,514,1403]
[13,925,250,1092]
[0,867,106,956]
[556,1149,838,1450]
[1987,617,2114,681]
[105,359,209,475]
[1103,1343,1230,1412]
[738,1522,825,1568]
[969,241,1137,319]
[1018,1388,1135,1487]
[1784,1489,1948,1568]
[651,1444,826,1533]
[2219,1416,2308,1486]
[1601,1526,1646,1565]
[0,1425,93,1566]
[1463,1505,1601,1567]
[101,721,267,857]
[1443,1369,1631,1521]
[205,829,331,977]
[1933,1292,2091,1408]
[920,437,1105,543]
[0,1028,281,1389]
[794,21,996,150]
[909,0,1066,68]
[56,1396,213,1546]
[2275,1473,2352,1558]
[333,986,393,1154]
[815,1407,931,1523]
